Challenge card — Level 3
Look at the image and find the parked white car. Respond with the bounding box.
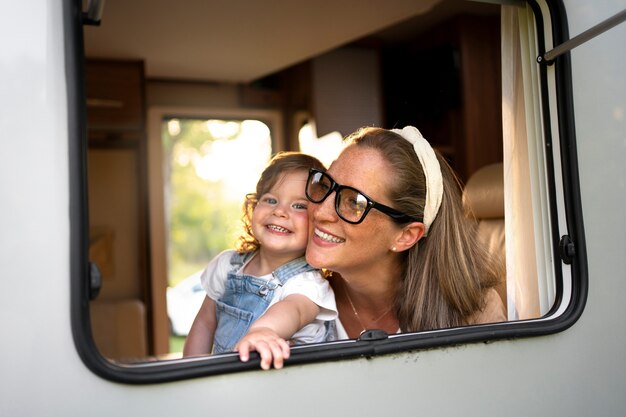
[166,270,206,336]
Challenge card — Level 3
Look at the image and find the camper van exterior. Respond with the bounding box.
[1,0,624,415]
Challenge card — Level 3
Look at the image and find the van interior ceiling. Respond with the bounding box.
[82,0,521,363]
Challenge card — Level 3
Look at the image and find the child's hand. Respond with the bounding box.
[235,327,291,370]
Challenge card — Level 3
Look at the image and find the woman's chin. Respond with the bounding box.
[305,246,331,269]
[305,250,321,268]
[306,233,347,269]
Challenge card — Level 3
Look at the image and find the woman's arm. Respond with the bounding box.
[183,296,217,357]
[235,294,320,370]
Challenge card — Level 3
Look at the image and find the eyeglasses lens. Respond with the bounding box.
[307,169,416,225]
[306,171,330,203]
[336,189,368,223]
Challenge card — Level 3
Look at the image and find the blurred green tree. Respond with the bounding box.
[162,119,244,286]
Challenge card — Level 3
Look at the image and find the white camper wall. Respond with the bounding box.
[1,1,625,416]
[566,0,626,408]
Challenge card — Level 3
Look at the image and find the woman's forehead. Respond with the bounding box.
[328,146,394,198]
[330,146,385,174]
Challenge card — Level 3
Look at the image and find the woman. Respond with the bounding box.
[305,126,505,339]
[237,126,506,364]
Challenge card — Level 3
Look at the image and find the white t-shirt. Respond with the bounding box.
[333,318,349,340]
[201,250,337,345]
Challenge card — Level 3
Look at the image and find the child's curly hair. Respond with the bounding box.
[236,151,326,253]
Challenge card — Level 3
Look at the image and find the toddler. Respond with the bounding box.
[183,152,336,369]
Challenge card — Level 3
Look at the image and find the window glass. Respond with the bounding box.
[162,118,272,356]
[75,0,583,381]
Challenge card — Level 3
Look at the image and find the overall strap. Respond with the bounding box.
[255,256,315,297]
[229,250,255,269]
[271,256,316,285]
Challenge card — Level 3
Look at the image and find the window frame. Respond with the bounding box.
[68,0,588,384]
[147,108,284,354]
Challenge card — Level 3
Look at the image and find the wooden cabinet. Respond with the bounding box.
[85,59,153,360]
[85,59,146,131]
[383,15,502,182]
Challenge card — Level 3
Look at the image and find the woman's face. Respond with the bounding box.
[306,145,402,276]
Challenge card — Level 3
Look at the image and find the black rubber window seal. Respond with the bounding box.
[67,0,588,384]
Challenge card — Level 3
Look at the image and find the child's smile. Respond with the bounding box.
[266,224,292,234]
[251,170,310,260]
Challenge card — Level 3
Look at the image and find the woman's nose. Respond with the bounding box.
[311,192,337,222]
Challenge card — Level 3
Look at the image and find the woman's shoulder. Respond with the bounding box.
[469,288,507,325]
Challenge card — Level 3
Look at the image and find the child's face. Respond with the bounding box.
[251,170,310,259]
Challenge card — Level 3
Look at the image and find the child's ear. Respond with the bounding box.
[392,222,425,252]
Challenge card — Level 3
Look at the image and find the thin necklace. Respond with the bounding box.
[342,279,392,331]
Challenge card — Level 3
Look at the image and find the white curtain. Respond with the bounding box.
[501,4,555,320]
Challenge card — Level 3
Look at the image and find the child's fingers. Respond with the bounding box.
[279,338,291,360]
[267,338,291,369]
[235,340,251,362]
[235,330,292,370]
[272,339,290,368]
[254,339,287,370]
[254,341,273,370]
[268,341,285,369]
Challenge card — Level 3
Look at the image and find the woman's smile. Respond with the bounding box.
[313,227,345,244]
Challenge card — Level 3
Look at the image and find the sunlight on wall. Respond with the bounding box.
[298,122,345,168]
[195,120,271,200]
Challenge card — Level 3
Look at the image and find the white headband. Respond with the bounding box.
[390,126,443,236]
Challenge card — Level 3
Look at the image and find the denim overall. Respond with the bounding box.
[213,251,315,353]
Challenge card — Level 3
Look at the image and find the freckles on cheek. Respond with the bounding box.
[360,218,389,241]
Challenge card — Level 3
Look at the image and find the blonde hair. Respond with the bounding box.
[346,127,499,331]
[236,151,325,253]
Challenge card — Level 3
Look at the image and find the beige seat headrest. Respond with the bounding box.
[462,162,504,219]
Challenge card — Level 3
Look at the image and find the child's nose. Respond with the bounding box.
[272,202,288,217]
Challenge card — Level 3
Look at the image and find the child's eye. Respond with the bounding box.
[262,197,277,205]
[292,202,308,210]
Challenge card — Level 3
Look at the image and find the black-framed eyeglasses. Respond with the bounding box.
[305,168,419,224]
